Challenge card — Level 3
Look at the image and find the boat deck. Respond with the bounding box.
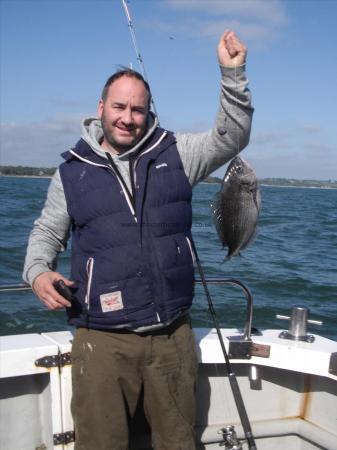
[1,328,337,449]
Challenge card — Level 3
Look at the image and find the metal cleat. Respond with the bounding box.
[277,305,322,343]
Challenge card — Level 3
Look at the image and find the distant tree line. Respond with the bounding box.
[203,176,222,183]
[203,176,337,188]
[1,166,336,188]
[258,178,337,189]
[0,166,56,177]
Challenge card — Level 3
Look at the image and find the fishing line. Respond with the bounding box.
[230,33,242,156]
[235,64,240,155]
[120,2,256,448]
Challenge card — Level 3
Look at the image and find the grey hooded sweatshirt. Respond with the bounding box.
[23,65,253,286]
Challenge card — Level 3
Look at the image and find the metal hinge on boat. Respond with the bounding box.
[228,340,270,359]
[35,352,71,368]
[53,431,75,445]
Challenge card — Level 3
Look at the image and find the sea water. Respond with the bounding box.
[0,177,336,340]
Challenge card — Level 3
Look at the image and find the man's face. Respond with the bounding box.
[97,76,150,154]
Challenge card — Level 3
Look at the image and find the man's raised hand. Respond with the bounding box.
[218,30,247,68]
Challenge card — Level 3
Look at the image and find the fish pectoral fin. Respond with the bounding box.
[241,228,259,251]
[254,189,262,212]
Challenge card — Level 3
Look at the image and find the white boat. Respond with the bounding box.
[1,293,337,450]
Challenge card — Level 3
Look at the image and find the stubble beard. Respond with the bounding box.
[100,116,134,154]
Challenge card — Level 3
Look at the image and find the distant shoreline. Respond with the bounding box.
[1,174,52,179]
[1,166,337,189]
[2,174,337,189]
[259,183,337,190]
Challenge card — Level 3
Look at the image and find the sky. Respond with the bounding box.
[1,0,336,180]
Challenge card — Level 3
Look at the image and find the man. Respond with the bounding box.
[23,31,253,450]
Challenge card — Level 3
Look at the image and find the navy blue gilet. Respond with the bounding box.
[59,127,195,330]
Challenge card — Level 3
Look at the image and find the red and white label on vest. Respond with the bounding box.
[100,291,123,312]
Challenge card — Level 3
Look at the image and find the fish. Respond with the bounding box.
[212,156,261,259]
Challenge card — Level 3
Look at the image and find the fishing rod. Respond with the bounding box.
[120,2,257,448]
[121,0,160,121]
[195,250,257,450]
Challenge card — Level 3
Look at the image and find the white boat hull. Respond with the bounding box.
[1,328,336,449]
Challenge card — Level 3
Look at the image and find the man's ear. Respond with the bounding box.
[97,99,104,119]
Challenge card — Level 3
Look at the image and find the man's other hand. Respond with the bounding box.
[32,272,74,309]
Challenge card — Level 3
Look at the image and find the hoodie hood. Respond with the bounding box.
[81,111,159,161]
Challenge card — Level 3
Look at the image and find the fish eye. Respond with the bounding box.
[236,165,243,173]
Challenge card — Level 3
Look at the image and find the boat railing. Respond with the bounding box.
[0,282,31,291]
[0,278,254,341]
[195,278,253,341]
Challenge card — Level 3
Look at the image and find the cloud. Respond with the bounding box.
[250,131,289,147]
[174,120,211,134]
[165,0,288,25]
[198,20,277,41]
[47,98,89,109]
[158,0,289,45]
[295,125,322,135]
[238,123,337,179]
[305,142,336,155]
[251,124,324,148]
[0,115,83,167]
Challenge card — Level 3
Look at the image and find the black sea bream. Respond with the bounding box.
[213,157,261,259]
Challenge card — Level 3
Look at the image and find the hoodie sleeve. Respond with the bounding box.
[176,64,254,186]
[23,169,71,286]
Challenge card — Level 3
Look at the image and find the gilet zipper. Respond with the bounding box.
[105,152,137,222]
[186,236,196,265]
[85,257,94,310]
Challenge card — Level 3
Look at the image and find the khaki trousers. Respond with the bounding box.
[71,315,198,450]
